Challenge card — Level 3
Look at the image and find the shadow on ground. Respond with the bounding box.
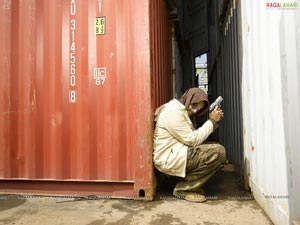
[155,164,253,202]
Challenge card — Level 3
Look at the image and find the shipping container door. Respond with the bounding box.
[0,0,156,199]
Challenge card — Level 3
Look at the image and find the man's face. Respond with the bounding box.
[187,101,206,117]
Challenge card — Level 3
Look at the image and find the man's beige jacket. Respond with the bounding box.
[153,99,214,177]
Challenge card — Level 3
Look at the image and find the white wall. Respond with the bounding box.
[240,0,300,224]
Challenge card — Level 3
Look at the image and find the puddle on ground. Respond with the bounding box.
[149,213,187,225]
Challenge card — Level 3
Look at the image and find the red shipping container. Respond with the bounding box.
[0,0,172,199]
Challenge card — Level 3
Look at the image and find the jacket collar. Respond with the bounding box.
[171,98,186,110]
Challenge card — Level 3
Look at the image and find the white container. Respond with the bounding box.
[240,0,300,224]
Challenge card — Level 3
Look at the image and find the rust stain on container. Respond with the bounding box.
[0,0,172,200]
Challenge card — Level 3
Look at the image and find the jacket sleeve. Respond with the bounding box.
[163,109,214,147]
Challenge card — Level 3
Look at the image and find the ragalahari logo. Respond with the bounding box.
[266,2,298,9]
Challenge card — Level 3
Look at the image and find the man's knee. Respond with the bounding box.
[201,143,226,166]
[215,144,226,162]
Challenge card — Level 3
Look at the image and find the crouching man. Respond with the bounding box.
[153,88,226,202]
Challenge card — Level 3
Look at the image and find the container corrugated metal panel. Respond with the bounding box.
[150,0,172,109]
[207,0,244,173]
[240,1,300,224]
[0,0,172,199]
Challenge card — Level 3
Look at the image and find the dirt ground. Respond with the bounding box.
[0,165,273,225]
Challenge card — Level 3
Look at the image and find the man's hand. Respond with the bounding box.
[209,106,224,122]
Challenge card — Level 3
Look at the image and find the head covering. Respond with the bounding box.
[179,88,209,116]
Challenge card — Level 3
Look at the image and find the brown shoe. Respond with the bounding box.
[185,193,206,203]
[173,191,206,203]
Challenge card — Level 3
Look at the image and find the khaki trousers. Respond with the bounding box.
[173,143,226,194]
